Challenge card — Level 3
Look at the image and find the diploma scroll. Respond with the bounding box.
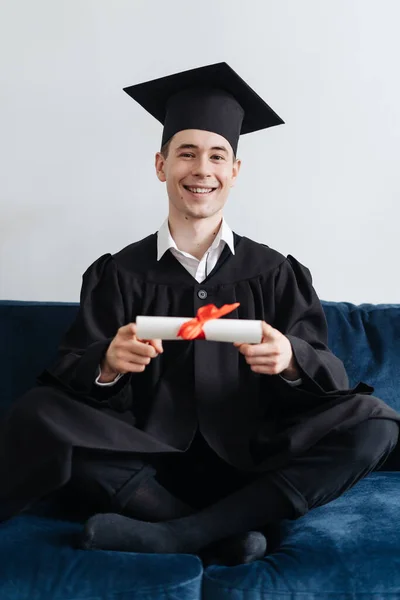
[136,315,263,344]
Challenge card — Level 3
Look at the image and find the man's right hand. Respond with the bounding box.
[99,323,163,383]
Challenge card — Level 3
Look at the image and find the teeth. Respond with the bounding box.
[186,187,215,194]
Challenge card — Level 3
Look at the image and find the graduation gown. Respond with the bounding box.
[2,232,400,519]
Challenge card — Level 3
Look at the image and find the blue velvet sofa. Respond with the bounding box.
[1,299,400,600]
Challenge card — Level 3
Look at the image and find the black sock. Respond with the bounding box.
[199,531,268,566]
[82,472,295,554]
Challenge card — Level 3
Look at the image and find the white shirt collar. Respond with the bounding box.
[157,217,235,261]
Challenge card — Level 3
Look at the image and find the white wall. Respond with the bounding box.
[1,0,399,303]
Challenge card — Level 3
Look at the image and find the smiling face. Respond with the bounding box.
[155,129,241,221]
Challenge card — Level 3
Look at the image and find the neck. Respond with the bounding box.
[168,211,223,260]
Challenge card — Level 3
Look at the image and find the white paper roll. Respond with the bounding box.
[136,315,263,344]
[203,319,262,343]
[136,316,191,341]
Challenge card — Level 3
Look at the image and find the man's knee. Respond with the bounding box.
[346,419,399,469]
[69,449,152,505]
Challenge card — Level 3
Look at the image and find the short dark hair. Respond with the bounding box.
[160,139,171,159]
[160,138,236,161]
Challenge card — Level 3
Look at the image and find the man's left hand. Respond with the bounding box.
[233,321,301,379]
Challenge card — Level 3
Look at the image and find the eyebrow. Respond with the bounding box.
[175,143,229,154]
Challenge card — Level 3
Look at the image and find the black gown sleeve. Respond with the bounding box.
[271,254,374,397]
[37,254,133,410]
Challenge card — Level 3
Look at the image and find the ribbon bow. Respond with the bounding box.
[177,303,240,340]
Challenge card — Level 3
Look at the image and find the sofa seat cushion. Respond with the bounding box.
[203,472,400,600]
[0,515,202,600]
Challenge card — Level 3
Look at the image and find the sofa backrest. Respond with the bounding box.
[1,301,79,417]
[1,300,399,416]
[322,301,400,408]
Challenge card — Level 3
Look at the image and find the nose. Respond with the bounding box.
[191,154,212,179]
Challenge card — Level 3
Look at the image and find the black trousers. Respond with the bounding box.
[67,418,399,521]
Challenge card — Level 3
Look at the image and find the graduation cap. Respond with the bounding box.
[123,62,284,156]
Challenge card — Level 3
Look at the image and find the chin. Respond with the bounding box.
[189,209,222,220]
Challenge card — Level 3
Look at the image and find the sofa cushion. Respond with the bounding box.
[203,471,400,599]
[0,514,203,600]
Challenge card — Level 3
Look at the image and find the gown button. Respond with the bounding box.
[197,289,208,300]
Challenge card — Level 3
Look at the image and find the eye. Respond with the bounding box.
[180,153,194,158]
[211,155,225,161]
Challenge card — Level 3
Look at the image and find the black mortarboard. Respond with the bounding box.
[123,62,284,156]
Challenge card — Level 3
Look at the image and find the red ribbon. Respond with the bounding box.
[177,303,240,340]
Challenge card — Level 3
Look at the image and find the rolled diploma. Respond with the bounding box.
[136,316,263,344]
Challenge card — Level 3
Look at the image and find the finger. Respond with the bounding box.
[122,352,152,366]
[118,323,137,339]
[250,365,274,374]
[245,356,277,366]
[261,321,276,341]
[148,338,163,354]
[132,339,159,358]
[236,343,251,354]
[113,360,147,374]
[251,345,280,358]
[109,348,151,366]
[238,342,278,358]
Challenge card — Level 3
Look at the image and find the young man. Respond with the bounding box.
[1,63,400,566]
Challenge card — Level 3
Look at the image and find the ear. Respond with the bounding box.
[230,158,242,187]
[155,152,167,182]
